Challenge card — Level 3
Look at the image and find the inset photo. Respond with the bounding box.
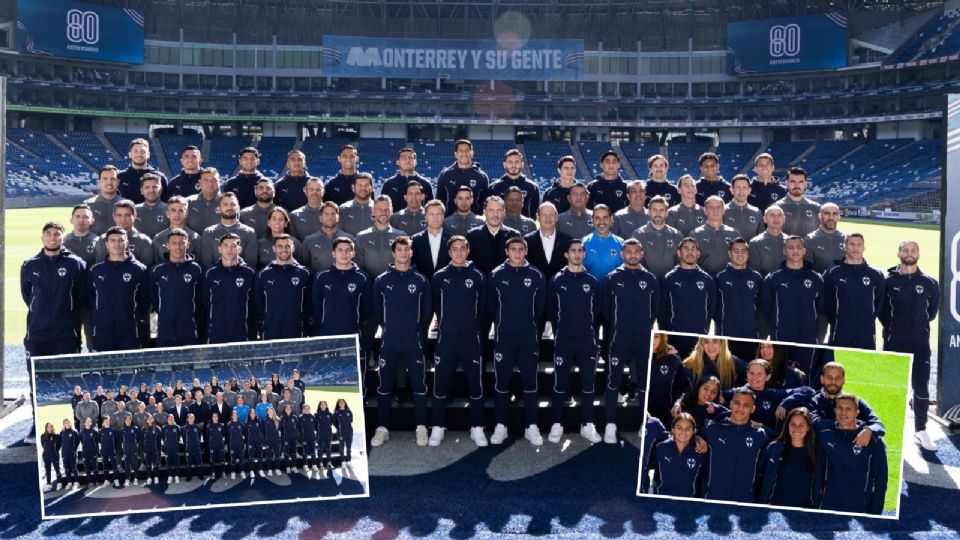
[638,332,910,519]
[31,335,367,520]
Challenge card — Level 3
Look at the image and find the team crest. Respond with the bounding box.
[762,400,771,410]
[770,193,778,200]
[292,277,300,286]
[347,283,357,293]
[555,356,563,366]
[235,278,245,287]
[749,216,757,223]
[523,278,532,287]
[640,281,647,290]
[494,352,503,363]
[852,445,863,456]
[696,281,705,290]
[469,179,477,187]
[916,285,924,294]
[58,267,67,277]
[86,244,94,253]
[610,357,620,367]
[686,458,696,469]
[183,274,193,283]
[805,210,813,217]
[862,276,870,286]
[659,364,668,375]
[122,273,132,283]
[582,283,591,293]
[433,355,441,365]
[616,190,623,198]
[747,281,755,289]
[465,279,474,289]
[156,215,165,223]
[803,279,812,288]
[408,284,417,293]
[745,437,754,448]
[378,358,386,369]
[666,240,674,248]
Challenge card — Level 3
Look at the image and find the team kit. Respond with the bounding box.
[23,137,933,513]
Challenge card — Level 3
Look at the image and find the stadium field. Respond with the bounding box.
[832,348,911,515]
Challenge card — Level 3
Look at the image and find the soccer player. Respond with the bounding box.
[152,196,200,263]
[323,144,362,206]
[666,175,706,237]
[88,227,149,352]
[722,359,814,432]
[355,195,403,278]
[274,150,311,211]
[556,183,593,239]
[299,403,319,473]
[99,416,121,487]
[166,145,204,199]
[120,415,140,486]
[160,414,182,483]
[487,237,546,446]
[134,173,169,238]
[316,401,334,469]
[817,393,887,515]
[256,234,312,340]
[443,186,485,235]
[246,409,266,477]
[79,417,98,486]
[370,237,432,447]
[206,412,227,479]
[748,153,785,213]
[758,407,823,508]
[223,147,267,208]
[542,155,579,214]
[644,154,679,207]
[186,167,223,234]
[199,192,258,267]
[92,201,154,266]
[226,410,246,479]
[748,206,788,276]
[280,404,301,473]
[880,240,939,450]
[639,415,668,493]
[694,152,730,205]
[632,196,683,278]
[290,177,326,241]
[430,236,487,447]
[701,388,769,502]
[85,165,130,237]
[772,167,820,237]
[658,238,716,358]
[258,207,306,270]
[304,202,354,273]
[465,196,520,275]
[546,239,602,443]
[40,423,62,490]
[612,180,649,238]
[502,187,538,235]
[823,233,884,349]
[724,174,762,241]
[647,333,683,427]
[649,413,705,497]
[313,238,369,341]
[203,233,257,344]
[436,139,490,216]
[22,221,85,359]
[150,229,203,347]
[59,418,80,490]
[488,149,540,218]
[239,177,277,238]
[714,238,763,354]
[524,202,571,280]
[118,138,168,204]
[142,414,161,485]
[334,398,354,464]
[803,203,846,273]
[390,181,428,235]
[691,196,740,275]
[64,203,97,268]
[182,413,203,481]
[587,150,628,212]
[263,408,283,475]
[582,204,623,283]
[761,236,823,348]
[411,200,452,280]
[340,172,376,237]
[380,147,434,211]
[680,338,748,394]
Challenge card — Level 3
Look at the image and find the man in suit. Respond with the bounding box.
[210,392,233,426]
[411,200,452,280]
[524,201,570,281]
[167,394,190,427]
[466,196,520,274]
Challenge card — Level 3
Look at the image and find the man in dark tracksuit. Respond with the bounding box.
[659,238,716,359]
[203,233,257,344]
[222,147,267,208]
[761,236,823,374]
[117,138,169,204]
[823,233,884,349]
[817,395,887,515]
[182,414,204,480]
[435,140,490,216]
[322,145,361,206]
[99,417,121,486]
[587,150,629,212]
[150,229,203,347]
[714,238,763,360]
[602,238,659,443]
[430,236,487,447]
[879,240,939,450]
[370,236,432,448]
[87,227,149,352]
[161,415,182,482]
[255,234,312,340]
[546,239,601,444]
[487,237,546,446]
[274,150,310,211]
[487,149,540,219]
[380,148,435,212]
[701,389,768,503]
[313,238,370,340]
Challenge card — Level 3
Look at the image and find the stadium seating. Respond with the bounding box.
[51,130,119,170]
[254,136,296,179]
[764,141,814,170]
[795,140,863,176]
[664,140,712,181]
[412,140,457,181]
[299,137,353,180]
[157,133,203,175]
[884,11,960,66]
[357,138,406,187]
[619,141,661,180]
[470,140,516,183]
[715,142,761,180]
[523,140,578,189]
[6,128,94,196]
[577,141,617,179]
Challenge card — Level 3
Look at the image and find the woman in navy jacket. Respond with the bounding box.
[263,407,283,476]
[675,376,729,433]
[246,409,265,477]
[334,398,354,463]
[758,407,823,508]
[649,413,706,497]
[79,417,99,485]
[59,419,80,489]
[40,422,62,489]
[316,401,334,469]
[142,414,161,485]
[280,403,301,473]
[226,410,246,479]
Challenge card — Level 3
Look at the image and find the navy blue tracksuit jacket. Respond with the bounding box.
[587,175,629,212]
[817,421,887,515]
[203,260,257,344]
[256,262,312,340]
[487,262,546,345]
[761,261,823,343]
[88,254,149,352]
[313,264,369,337]
[435,163,490,216]
[374,266,432,352]
[823,260,884,348]
[880,265,938,352]
[488,174,541,218]
[21,248,86,353]
[659,266,716,333]
[602,265,660,351]
[714,264,762,338]
[432,262,486,344]
[547,268,599,344]
[702,419,769,503]
[150,254,203,346]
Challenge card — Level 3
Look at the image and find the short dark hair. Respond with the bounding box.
[404,181,423,195]
[71,204,92,216]
[447,235,468,249]
[219,232,241,245]
[167,228,189,240]
[504,148,523,159]
[239,147,260,158]
[565,238,583,251]
[455,186,474,196]
[390,235,412,251]
[339,144,357,155]
[622,237,643,249]
[104,226,127,239]
[113,200,136,215]
[727,237,748,249]
[271,233,293,245]
[128,138,149,151]
[180,145,200,156]
[42,221,64,233]
[454,139,473,151]
[787,167,807,180]
[648,195,669,208]
[396,147,416,160]
[167,195,188,206]
[698,152,719,165]
[556,155,576,170]
[332,237,354,250]
[140,172,162,186]
[505,236,527,249]
[731,387,756,404]
[730,174,751,187]
[98,165,119,178]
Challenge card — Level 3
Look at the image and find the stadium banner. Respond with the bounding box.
[321,35,584,81]
[726,12,847,74]
[940,94,960,420]
[16,0,144,64]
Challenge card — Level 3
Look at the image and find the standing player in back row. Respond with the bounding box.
[487,149,540,219]
[380,147,434,212]
[587,150,628,212]
[695,152,731,205]
[644,154,679,207]
[823,233,884,349]
[323,144,362,206]
[748,153,785,213]
[436,139,490,217]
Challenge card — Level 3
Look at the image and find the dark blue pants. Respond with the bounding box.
[552,338,598,425]
[266,442,281,469]
[185,450,202,477]
[247,443,262,473]
[377,347,428,427]
[209,448,225,476]
[144,451,159,474]
[284,441,298,467]
[887,341,931,432]
[319,436,332,463]
[432,339,484,428]
[339,430,353,460]
[43,455,61,484]
[101,455,117,482]
[493,338,539,426]
[164,451,181,477]
[606,342,645,423]
[302,440,317,465]
[83,455,97,483]
[123,449,138,476]
[63,453,78,483]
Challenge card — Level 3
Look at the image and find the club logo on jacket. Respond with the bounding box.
[58,267,67,277]
[183,274,192,283]
[235,278,245,287]
[465,279,474,289]
[640,281,647,290]
[862,276,871,286]
[745,437,754,448]
[291,277,300,286]
[523,278,532,287]
[122,273,132,282]
[916,285,924,294]
[659,364,669,375]
[696,281,705,290]
[494,352,503,363]
[555,356,563,366]
[687,458,697,469]
[852,445,863,456]
[610,356,620,367]
[347,283,357,293]
[666,240,674,248]
[408,284,416,294]
[747,280,755,289]
[582,283,591,293]
[803,279,812,288]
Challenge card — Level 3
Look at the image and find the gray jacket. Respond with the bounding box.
[135,201,169,238]
[356,226,403,278]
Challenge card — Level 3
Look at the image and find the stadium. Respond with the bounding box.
[0,0,958,537]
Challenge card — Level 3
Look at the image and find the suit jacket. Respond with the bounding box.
[466,224,520,274]
[524,230,572,280]
[189,401,211,425]
[167,405,190,427]
[411,229,453,280]
[211,401,233,424]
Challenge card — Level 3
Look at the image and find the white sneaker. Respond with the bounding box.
[525,424,544,446]
[580,423,602,443]
[114,481,121,488]
[174,476,180,484]
[286,467,291,474]
[241,471,246,479]
[415,425,429,447]
[547,423,564,443]
[490,423,509,445]
[143,478,151,486]
[153,477,159,484]
[370,426,390,447]
[293,467,299,473]
[267,470,273,476]
[313,464,320,472]
[915,430,937,451]
[603,423,618,444]
[133,478,139,486]
[231,472,236,479]
[124,479,130,487]
[470,426,489,447]
[23,436,36,445]
[102,480,109,487]
[259,470,265,477]
[428,426,444,447]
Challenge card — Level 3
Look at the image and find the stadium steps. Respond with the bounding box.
[96,131,124,161]
[150,134,173,177]
[201,138,212,168]
[614,143,640,180]
[517,143,535,179]
[809,142,869,178]
[47,134,97,172]
[569,143,593,181]
[738,142,770,176]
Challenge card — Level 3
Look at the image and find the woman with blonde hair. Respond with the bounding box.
[679,337,746,393]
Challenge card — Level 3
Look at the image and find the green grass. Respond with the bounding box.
[833,348,911,515]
